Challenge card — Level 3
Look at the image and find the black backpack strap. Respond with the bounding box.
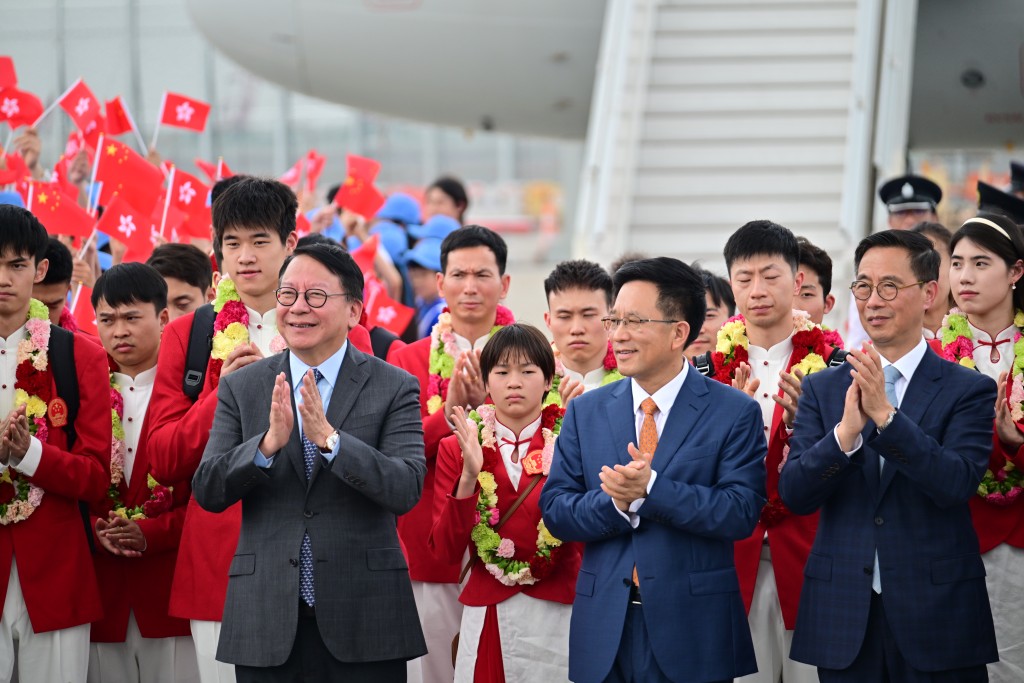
[49,327,92,553]
[369,326,399,361]
[827,347,849,367]
[183,303,216,401]
[692,351,716,378]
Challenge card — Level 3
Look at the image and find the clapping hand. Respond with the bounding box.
[259,373,294,455]
[732,362,760,398]
[95,513,147,558]
[298,370,333,450]
[2,406,30,463]
[995,371,1024,448]
[444,350,487,419]
[558,376,584,407]
[451,406,484,498]
[773,368,805,428]
[599,443,653,511]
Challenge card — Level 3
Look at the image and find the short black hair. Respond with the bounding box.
[147,243,213,292]
[796,236,833,297]
[544,259,613,307]
[428,176,469,221]
[854,229,939,283]
[724,220,800,274]
[0,205,49,263]
[440,225,507,275]
[910,221,952,256]
[612,257,705,346]
[480,323,556,384]
[297,233,343,250]
[280,242,363,302]
[41,238,73,285]
[951,213,1024,312]
[91,262,168,313]
[212,176,296,252]
[210,174,248,204]
[692,263,735,316]
[608,252,648,277]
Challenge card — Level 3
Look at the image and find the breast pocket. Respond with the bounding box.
[575,570,596,597]
[228,553,255,577]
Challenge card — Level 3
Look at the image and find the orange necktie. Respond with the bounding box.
[633,398,659,586]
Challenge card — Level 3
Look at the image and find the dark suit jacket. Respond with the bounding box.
[778,349,998,671]
[192,344,427,667]
[540,371,767,683]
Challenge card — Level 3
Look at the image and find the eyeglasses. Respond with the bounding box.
[600,316,680,332]
[275,287,350,308]
[849,280,925,301]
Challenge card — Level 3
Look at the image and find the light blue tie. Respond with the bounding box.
[883,364,902,410]
[299,368,324,607]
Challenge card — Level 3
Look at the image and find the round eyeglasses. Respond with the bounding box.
[849,280,925,302]
[275,287,350,308]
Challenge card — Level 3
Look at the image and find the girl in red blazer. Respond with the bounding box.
[934,213,1024,681]
[430,323,581,683]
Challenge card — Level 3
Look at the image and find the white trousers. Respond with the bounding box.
[0,561,90,683]
[88,611,199,683]
[407,581,462,683]
[984,544,1024,683]
[734,544,817,683]
[190,620,234,683]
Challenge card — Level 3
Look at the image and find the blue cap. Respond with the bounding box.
[369,220,410,263]
[404,238,442,272]
[409,214,459,241]
[0,191,24,208]
[376,193,421,227]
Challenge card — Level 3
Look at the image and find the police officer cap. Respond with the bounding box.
[1011,161,1024,194]
[978,180,1024,226]
[878,174,942,213]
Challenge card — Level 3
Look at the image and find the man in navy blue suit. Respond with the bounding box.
[779,229,998,682]
[540,257,767,683]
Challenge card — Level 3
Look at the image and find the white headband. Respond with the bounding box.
[962,216,1012,241]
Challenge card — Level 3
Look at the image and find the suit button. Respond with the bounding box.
[290,558,298,567]
[863,566,872,574]
[304,510,313,518]
[622,578,631,587]
[874,516,884,526]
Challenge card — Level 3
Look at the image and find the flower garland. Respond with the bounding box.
[425,305,515,415]
[939,308,1024,504]
[209,277,287,384]
[544,341,623,406]
[712,310,831,527]
[466,403,564,586]
[104,361,173,520]
[0,300,51,525]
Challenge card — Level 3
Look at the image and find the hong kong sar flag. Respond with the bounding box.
[57,78,102,132]
[97,194,158,260]
[166,167,210,217]
[159,92,210,132]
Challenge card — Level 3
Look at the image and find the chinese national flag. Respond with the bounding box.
[95,138,164,215]
[159,92,210,132]
[0,58,16,90]
[96,194,157,260]
[347,155,381,183]
[334,154,384,218]
[0,87,44,129]
[166,167,210,217]
[27,181,94,239]
[363,276,414,335]
[104,96,133,136]
[72,286,98,337]
[58,79,102,132]
[351,234,379,275]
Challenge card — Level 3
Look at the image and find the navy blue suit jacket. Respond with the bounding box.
[778,349,998,672]
[540,370,767,683]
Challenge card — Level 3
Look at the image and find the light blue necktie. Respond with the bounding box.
[874,364,902,593]
[299,368,324,607]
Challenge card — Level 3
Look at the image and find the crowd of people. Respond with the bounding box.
[1,120,1024,683]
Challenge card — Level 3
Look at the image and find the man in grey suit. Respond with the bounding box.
[193,242,427,682]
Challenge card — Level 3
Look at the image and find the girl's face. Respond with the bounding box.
[486,355,550,424]
[950,237,1023,319]
[424,187,462,222]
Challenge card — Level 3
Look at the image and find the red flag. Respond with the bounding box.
[58,79,102,132]
[72,286,99,337]
[216,158,233,180]
[0,58,16,90]
[347,155,381,183]
[166,167,210,217]
[104,96,133,136]
[95,138,164,214]
[82,115,105,151]
[51,156,79,200]
[351,234,379,275]
[0,152,29,185]
[159,92,210,132]
[363,276,414,335]
[335,176,384,219]
[194,158,217,183]
[27,181,94,239]
[179,205,212,240]
[279,149,326,192]
[97,194,158,260]
[295,212,311,238]
[0,87,44,129]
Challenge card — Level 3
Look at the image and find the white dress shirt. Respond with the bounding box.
[452,330,491,354]
[969,321,1015,381]
[111,366,157,486]
[747,335,795,434]
[0,323,42,476]
[244,305,279,357]
[563,365,607,394]
[494,416,541,490]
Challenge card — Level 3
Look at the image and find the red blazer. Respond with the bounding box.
[429,432,581,606]
[0,330,111,633]
[387,337,464,583]
[146,311,377,621]
[90,417,191,642]
[718,348,824,629]
[925,339,1024,551]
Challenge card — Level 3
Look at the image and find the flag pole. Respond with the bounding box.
[1,125,14,163]
[69,282,83,314]
[216,156,224,181]
[31,77,82,129]
[149,92,166,152]
[25,180,33,211]
[75,228,98,260]
[86,134,104,216]
[159,166,174,238]
[118,96,148,156]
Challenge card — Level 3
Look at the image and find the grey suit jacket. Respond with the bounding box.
[192,344,427,667]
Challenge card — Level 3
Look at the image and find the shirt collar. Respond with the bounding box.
[495,415,542,446]
[245,305,277,329]
[0,323,28,347]
[631,362,689,416]
[563,365,607,387]
[452,330,490,353]
[880,338,928,383]
[747,334,794,361]
[289,341,348,391]
[968,321,1017,345]
[112,365,157,388]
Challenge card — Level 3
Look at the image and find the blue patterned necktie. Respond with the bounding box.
[299,368,324,607]
[883,364,901,410]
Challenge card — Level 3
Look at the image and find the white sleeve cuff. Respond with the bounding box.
[11,437,43,477]
[833,426,863,457]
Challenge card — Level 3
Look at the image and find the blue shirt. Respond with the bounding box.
[254,341,348,466]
